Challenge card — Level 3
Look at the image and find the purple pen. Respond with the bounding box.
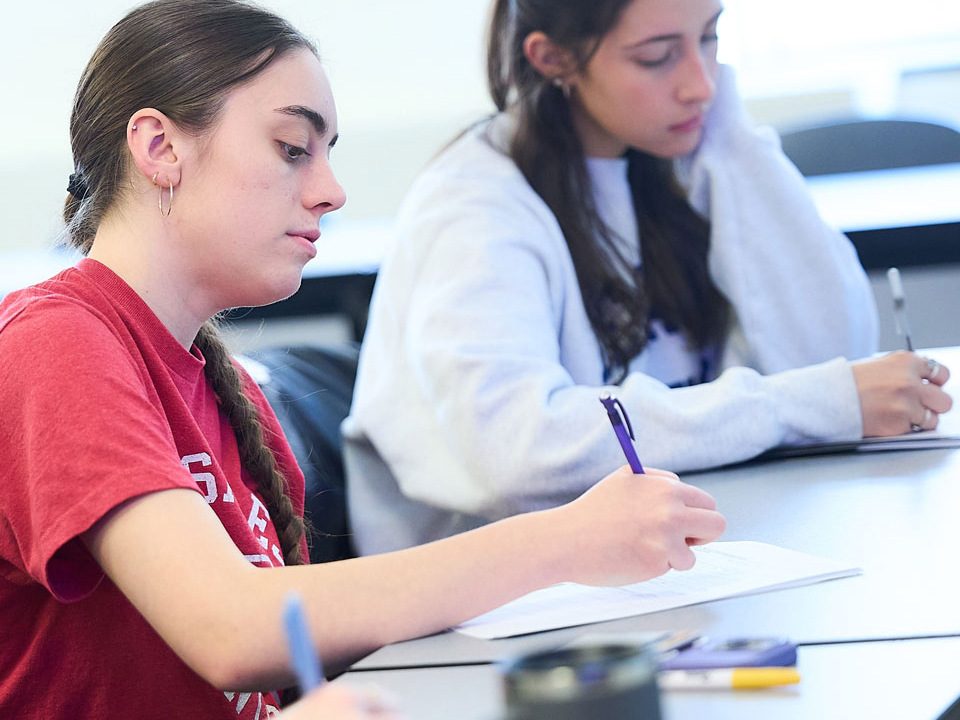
[599,393,645,474]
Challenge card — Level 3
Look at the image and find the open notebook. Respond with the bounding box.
[455,541,860,640]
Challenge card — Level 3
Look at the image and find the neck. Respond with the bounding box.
[87,208,213,350]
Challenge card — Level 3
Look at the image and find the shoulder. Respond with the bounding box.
[402,115,557,227]
[388,115,568,277]
[1,279,129,367]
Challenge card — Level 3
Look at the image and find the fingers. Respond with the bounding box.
[683,505,727,543]
[642,467,681,481]
[919,381,953,416]
[910,365,953,431]
[668,545,697,571]
[855,352,953,437]
[676,481,719,511]
[919,356,951,387]
[671,506,726,570]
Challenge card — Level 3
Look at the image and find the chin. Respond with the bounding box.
[238,276,303,309]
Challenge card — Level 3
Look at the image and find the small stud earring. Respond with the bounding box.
[132,124,138,131]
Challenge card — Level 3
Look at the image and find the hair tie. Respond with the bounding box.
[67,172,89,201]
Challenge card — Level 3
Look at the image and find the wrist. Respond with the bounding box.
[503,506,573,588]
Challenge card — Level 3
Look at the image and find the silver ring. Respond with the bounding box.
[926,357,941,380]
[912,408,932,432]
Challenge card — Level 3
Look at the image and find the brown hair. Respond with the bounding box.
[63,0,314,566]
[487,0,729,382]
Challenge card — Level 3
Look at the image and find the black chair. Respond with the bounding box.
[248,343,360,564]
[779,117,960,176]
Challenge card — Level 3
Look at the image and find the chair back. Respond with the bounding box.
[779,118,960,176]
[249,344,360,564]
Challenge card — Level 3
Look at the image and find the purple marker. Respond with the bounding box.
[599,393,645,474]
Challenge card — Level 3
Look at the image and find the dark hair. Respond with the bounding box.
[487,0,729,382]
[63,0,314,566]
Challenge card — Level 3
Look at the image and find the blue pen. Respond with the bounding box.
[283,592,324,692]
[600,393,645,474]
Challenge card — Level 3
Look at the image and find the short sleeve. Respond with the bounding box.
[0,298,199,601]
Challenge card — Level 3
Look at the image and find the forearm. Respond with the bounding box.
[282,509,563,673]
[192,508,566,690]
[87,473,725,695]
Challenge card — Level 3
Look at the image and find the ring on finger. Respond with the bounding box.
[925,357,941,380]
[911,408,932,432]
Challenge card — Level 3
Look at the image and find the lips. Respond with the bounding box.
[288,229,320,242]
[670,114,704,133]
[287,231,319,259]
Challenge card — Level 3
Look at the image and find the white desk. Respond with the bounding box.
[806,162,960,234]
[353,443,960,670]
[339,637,960,720]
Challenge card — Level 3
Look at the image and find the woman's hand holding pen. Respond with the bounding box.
[551,466,726,587]
[852,351,952,436]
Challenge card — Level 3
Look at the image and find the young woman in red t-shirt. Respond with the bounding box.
[0,1,724,717]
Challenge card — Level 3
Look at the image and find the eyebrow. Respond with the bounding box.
[274,105,328,135]
[624,9,723,49]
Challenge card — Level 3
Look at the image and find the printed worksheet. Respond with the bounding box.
[455,541,861,639]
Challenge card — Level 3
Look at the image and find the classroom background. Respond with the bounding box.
[2,0,958,352]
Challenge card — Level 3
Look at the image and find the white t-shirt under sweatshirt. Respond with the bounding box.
[342,65,878,555]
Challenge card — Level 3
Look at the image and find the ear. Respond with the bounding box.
[522,31,577,83]
[126,108,183,190]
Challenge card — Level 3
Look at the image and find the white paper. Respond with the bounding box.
[455,541,861,640]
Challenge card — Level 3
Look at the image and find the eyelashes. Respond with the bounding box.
[278,141,311,162]
[634,36,719,68]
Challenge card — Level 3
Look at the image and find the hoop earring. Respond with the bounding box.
[552,77,571,100]
[153,173,174,217]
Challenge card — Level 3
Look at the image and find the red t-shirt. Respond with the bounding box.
[0,259,308,719]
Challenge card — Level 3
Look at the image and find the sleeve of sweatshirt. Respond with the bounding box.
[679,64,880,374]
[392,167,864,519]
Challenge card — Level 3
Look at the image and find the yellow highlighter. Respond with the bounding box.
[659,667,801,691]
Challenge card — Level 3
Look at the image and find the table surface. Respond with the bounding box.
[353,440,960,670]
[805,162,960,233]
[339,637,960,720]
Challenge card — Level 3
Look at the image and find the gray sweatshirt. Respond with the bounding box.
[342,66,878,555]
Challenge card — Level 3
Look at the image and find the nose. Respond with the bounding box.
[304,158,347,216]
[676,48,716,105]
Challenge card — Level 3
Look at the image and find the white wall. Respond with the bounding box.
[3,1,959,352]
[3,0,959,255]
[0,0,496,253]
